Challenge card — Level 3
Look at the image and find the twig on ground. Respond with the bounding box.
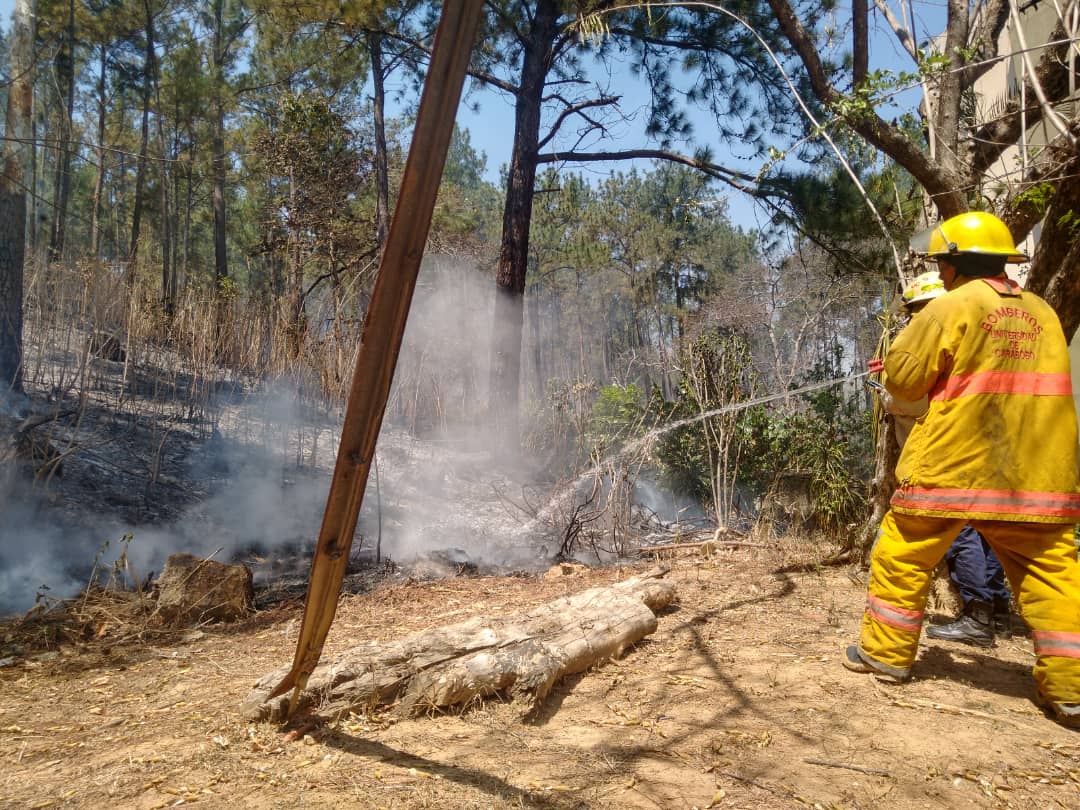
[871,681,1035,729]
[715,770,795,799]
[804,758,890,777]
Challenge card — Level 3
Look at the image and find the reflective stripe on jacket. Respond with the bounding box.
[884,275,1080,523]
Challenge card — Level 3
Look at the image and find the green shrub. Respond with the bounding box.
[587,383,648,454]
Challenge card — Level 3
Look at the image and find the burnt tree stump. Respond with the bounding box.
[155,553,254,625]
[2,430,62,477]
[241,567,675,723]
[0,410,71,484]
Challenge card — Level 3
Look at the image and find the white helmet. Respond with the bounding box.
[901,271,945,309]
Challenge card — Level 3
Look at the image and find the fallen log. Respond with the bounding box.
[242,567,675,723]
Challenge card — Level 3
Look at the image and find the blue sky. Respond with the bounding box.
[436,61,771,232]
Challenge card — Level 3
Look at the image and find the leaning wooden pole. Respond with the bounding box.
[263,0,486,718]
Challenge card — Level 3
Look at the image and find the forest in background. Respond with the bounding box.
[4,4,1080,805]
[4,0,1076,582]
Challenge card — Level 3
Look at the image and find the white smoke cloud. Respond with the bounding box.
[0,256,691,614]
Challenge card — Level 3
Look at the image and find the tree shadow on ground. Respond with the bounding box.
[525,670,590,726]
[666,573,811,737]
[914,643,1034,700]
[319,731,586,809]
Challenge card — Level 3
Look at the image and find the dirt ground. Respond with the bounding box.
[3,545,1080,810]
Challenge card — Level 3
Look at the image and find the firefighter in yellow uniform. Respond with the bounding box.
[843,211,1080,728]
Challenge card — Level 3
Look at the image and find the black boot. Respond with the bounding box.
[993,597,1031,638]
[926,599,995,647]
[993,597,1014,638]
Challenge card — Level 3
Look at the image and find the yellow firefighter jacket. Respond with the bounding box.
[884,275,1080,523]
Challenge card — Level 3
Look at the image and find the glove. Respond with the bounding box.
[868,358,884,374]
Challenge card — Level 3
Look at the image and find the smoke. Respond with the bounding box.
[0,415,335,614]
[0,258,530,614]
[0,256,692,615]
[632,472,707,526]
[0,488,86,614]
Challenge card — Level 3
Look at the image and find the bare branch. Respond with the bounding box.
[536,95,620,150]
[383,29,521,95]
[536,147,761,193]
[873,0,917,60]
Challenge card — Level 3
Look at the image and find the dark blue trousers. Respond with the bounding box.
[945,525,1010,606]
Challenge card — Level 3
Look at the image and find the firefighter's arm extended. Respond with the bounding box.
[880,389,929,418]
[883,310,949,402]
[865,374,930,418]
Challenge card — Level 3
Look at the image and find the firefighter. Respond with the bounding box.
[883,272,1013,647]
[881,271,946,447]
[843,211,1080,728]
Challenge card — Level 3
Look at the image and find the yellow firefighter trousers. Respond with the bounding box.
[859,509,1080,702]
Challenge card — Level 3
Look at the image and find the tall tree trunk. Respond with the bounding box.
[90,44,108,260]
[146,3,173,316]
[0,0,33,395]
[48,0,76,264]
[576,271,586,378]
[157,119,173,315]
[168,98,182,297]
[211,0,229,291]
[655,304,671,400]
[128,8,154,277]
[528,279,542,400]
[170,134,181,297]
[182,155,193,286]
[287,167,304,358]
[602,329,612,382]
[367,29,390,254]
[932,0,969,185]
[488,0,559,451]
[114,92,127,262]
[29,97,40,257]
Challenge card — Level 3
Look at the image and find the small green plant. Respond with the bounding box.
[587,383,647,454]
[652,332,758,526]
[1013,182,1055,217]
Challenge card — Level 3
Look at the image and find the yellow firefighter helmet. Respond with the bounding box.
[909,211,1028,264]
[901,271,945,308]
